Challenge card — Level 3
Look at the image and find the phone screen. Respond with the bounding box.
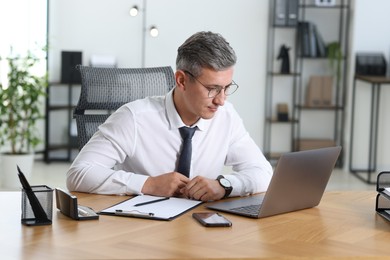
[192,212,232,227]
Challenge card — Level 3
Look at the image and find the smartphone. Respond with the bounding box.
[192,212,232,227]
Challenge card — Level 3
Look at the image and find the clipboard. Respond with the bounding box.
[99,195,202,221]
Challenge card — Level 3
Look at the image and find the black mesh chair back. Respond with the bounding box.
[74,65,175,150]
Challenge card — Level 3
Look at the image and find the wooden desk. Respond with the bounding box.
[1,191,390,259]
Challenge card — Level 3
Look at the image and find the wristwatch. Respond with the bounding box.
[217,175,232,199]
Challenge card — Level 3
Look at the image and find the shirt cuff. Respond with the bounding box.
[223,175,245,197]
[125,174,149,195]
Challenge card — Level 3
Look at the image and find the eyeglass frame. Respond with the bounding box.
[183,70,239,98]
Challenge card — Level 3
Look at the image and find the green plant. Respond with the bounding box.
[0,50,47,154]
[326,41,342,81]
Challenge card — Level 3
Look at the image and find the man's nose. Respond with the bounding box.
[213,90,226,106]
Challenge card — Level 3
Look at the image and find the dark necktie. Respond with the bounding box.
[177,127,196,177]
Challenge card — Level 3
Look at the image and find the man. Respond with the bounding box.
[67,31,272,202]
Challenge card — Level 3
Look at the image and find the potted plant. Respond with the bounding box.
[0,49,47,188]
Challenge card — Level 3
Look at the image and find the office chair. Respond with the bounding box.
[73,65,175,150]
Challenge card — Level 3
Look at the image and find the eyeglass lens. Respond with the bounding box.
[208,84,238,98]
[184,70,239,98]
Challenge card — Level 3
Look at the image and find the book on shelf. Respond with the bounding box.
[314,24,327,57]
[298,22,310,57]
[298,21,327,58]
[308,22,317,57]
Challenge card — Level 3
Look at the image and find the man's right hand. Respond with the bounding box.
[141,172,189,197]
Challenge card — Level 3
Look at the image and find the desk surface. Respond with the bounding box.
[1,191,390,259]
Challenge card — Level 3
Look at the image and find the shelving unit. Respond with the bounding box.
[44,82,79,162]
[264,0,350,166]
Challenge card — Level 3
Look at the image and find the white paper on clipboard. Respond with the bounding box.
[99,195,202,220]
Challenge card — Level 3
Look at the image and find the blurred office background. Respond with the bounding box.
[0,0,389,189]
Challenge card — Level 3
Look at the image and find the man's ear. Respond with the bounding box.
[175,70,186,90]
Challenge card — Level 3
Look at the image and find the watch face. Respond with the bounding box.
[220,178,231,188]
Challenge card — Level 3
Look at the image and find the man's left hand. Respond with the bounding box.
[180,176,225,201]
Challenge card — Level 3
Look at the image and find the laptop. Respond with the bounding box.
[207,146,342,218]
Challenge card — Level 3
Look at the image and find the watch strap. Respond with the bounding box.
[217,175,232,198]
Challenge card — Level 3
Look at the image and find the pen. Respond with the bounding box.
[134,197,170,207]
[115,209,154,217]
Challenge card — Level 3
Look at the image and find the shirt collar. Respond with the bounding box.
[165,88,209,131]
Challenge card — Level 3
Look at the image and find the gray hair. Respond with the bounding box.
[176,31,237,77]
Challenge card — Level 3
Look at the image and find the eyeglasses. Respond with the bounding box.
[183,70,239,98]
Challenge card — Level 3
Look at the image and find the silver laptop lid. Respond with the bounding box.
[258,146,341,218]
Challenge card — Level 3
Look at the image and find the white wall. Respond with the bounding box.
[347,0,390,172]
[48,0,269,148]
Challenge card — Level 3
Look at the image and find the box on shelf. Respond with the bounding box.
[296,139,336,151]
[306,76,333,107]
[277,103,289,121]
[356,53,387,76]
[314,0,335,6]
[61,51,82,84]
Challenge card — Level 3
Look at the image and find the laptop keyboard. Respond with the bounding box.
[230,204,262,215]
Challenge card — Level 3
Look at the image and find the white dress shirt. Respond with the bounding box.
[67,89,273,196]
